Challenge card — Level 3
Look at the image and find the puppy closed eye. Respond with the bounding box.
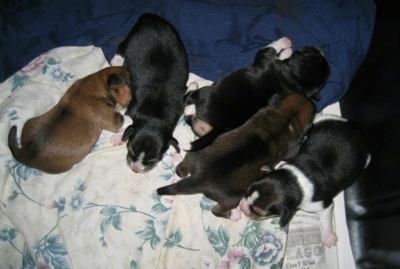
[101,96,117,107]
[252,206,268,217]
[251,205,279,220]
[143,158,159,166]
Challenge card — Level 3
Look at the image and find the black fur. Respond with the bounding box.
[242,115,371,226]
[185,42,330,151]
[118,13,189,173]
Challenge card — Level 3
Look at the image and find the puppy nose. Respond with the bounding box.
[129,161,146,173]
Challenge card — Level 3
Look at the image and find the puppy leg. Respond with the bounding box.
[279,48,293,60]
[318,203,338,247]
[211,200,242,221]
[186,81,199,94]
[266,37,293,60]
[229,208,242,221]
[102,112,125,133]
[175,159,190,178]
[110,115,133,146]
[267,37,292,53]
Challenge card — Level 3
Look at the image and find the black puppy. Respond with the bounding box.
[183,37,330,151]
[239,114,371,247]
[157,93,315,220]
[116,13,189,173]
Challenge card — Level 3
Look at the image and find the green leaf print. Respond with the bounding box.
[206,226,229,256]
[100,205,117,216]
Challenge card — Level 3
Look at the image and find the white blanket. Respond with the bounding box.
[0,46,291,269]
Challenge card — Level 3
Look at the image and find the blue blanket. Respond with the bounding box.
[0,0,375,111]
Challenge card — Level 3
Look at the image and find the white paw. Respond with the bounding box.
[186,81,199,93]
[110,54,125,66]
[119,115,133,132]
[111,132,125,146]
[321,230,338,247]
[229,208,242,221]
[279,48,293,60]
[180,142,192,151]
[267,37,292,53]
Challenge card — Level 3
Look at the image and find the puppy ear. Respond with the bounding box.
[122,125,135,142]
[279,206,295,227]
[107,73,126,89]
[169,137,180,153]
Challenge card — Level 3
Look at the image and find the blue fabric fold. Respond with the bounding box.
[0,0,375,111]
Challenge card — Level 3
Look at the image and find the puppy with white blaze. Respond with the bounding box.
[239,114,371,247]
[116,13,189,173]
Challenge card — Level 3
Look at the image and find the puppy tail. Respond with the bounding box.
[156,177,201,196]
[181,129,222,151]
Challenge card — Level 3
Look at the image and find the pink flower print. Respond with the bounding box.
[21,53,48,74]
[160,195,175,208]
[220,247,246,269]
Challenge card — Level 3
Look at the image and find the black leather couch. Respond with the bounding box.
[340,1,400,268]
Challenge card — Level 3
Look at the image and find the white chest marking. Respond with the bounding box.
[313,113,347,124]
[282,164,324,213]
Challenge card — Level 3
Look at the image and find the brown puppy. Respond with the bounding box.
[157,93,315,220]
[8,66,132,174]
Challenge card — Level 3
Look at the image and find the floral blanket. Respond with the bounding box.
[0,46,290,269]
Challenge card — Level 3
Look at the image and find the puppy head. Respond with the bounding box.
[122,123,179,173]
[106,67,132,108]
[286,46,330,100]
[239,175,296,227]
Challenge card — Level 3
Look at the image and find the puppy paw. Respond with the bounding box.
[267,37,292,53]
[180,142,192,151]
[186,81,199,93]
[279,48,293,60]
[110,54,125,66]
[119,115,133,132]
[111,132,125,146]
[321,230,338,247]
[229,208,242,221]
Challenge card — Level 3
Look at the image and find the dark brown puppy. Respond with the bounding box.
[8,66,132,174]
[157,93,315,219]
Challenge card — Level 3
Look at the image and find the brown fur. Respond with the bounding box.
[8,66,132,174]
[157,93,316,219]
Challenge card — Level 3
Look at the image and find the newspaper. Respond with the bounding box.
[282,103,355,269]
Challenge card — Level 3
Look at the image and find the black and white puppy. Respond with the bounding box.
[239,114,371,247]
[116,13,189,173]
[157,93,316,220]
[183,37,330,151]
